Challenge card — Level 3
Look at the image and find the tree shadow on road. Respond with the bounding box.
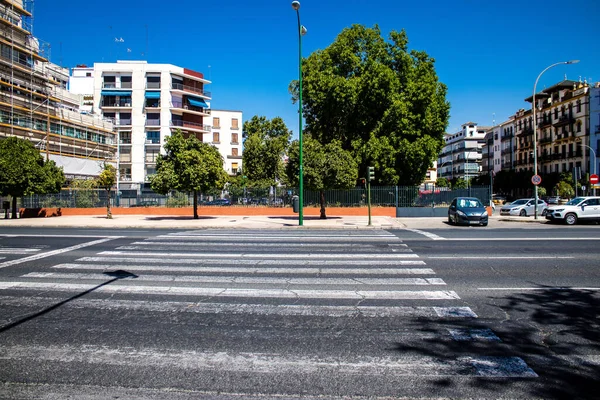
[390,285,600,399]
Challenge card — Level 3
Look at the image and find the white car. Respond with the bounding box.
[545,196,600,225]
[500,198,548,217]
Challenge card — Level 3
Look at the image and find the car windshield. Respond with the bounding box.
[458,199,483,208]
[566,197,586,206]
[510,199,529,205]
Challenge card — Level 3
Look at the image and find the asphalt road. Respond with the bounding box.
[0,226,598,399]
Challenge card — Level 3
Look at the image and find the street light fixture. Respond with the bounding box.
[532,59,579,219]
[292,0,307,226]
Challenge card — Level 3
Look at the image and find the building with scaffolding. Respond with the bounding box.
[0,0,116,180]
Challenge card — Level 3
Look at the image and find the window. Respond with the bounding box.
[232,118,239,129]
[232,162,239,173]
[121,76,132,89]
[213,132,220,143]
[554,108,558,119]
[119,147,131,162]
[119,132,131,144]
[231,133,239,144]
[146,75,161,89]
[213,117,220,128]
[576,100,581,113]
[145,148,159,163]
[577,121,582,133]
[146,131,160,144]
[232,148,238,156]
[103,76,116,88]
[86,72,91,77]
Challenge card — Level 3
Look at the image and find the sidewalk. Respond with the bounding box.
[0,213,548,230]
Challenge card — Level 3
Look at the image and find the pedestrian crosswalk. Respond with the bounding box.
[0,229,539,383]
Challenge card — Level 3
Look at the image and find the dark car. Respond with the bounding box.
[206,199,231,206]
[448,197,488,226]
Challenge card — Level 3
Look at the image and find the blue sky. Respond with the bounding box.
[34,0,599,137]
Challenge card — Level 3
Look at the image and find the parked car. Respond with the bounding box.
[492,195,507,205]
[545,196,600,225]
[206,199,231,206]
[544,196,561,205]
[447,197,488,226]
[500,198,548,217]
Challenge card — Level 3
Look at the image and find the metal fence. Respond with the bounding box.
[15,185,491,209]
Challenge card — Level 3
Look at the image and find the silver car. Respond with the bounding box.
[500,198,548,217]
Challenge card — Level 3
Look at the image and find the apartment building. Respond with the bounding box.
[590,83,600,177]
[69,61,219,193]
[0,0,115,179]
[518,80,591,175]
[208,109,243,175]
[437,122,489,181]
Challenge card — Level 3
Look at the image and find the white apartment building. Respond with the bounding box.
[208,110,243,175]
[481,119,514,176]
[69,61,239,194]
[437,122,489,181]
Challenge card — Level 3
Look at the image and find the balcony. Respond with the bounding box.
[553,114,574,127]
[170,120,212,133]
[501,147,512,155]
[170,101,211,116]
[116,119,132,126]
[501,133,514,140]
[517,127,533,137]
[145,139,160,145]
[146,82,161,89]
[539,136,553,144]
[538,119,552,128]
[100,101,132,109]
[170,83,211,99]
[146,119,161,126]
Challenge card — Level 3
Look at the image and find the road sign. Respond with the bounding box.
[590,174,599,185]
[531,174,542,185]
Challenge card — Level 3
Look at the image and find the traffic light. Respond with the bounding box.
[360,178,366,187]
[368,166,375,181]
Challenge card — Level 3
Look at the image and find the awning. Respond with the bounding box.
[145,91,161,99]
[101,90,131,96]
[188,97,208,108]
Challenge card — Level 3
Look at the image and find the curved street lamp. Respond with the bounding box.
[532,59,579,219]
[292,1,307,226]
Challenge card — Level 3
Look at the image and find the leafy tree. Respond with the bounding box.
[150,130,227,219]
[290,25,449,185]
[536,185,547,198]
[286,134,358,219]
[435,177,449,188]
[555,181,574,199]
[69,178,99,208]
[453,178,468,190]
[0,137,65,218]
[242,116,291,187]
[95,162,117,219]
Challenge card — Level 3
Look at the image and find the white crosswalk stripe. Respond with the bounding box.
[0,248,41,254]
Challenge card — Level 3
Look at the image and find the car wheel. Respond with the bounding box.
[481,222,488,227]
[519,209,527,217]
[564,213,578,225]
[541,209,547,217]
[448,215,453,225]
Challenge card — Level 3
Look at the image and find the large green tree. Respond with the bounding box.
[150,130,227,219]
[0,137,65,218]
[242,116,291,187]
[95,162,117,219]
[290,25,449,185]
[286,134,358,219]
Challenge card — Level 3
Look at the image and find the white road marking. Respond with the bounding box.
[0,282,460,300]
[0,248,40,254]
[59,262,430,273]
[429,256,574,259]
[0,238,121,269]
[403,229,446,240]
[478,287,600,291]
[21,272,445,286]
[98,251,419,259]
[121,242,411,250]
[76,257,425,266]
[156,235,400,242]
[0,344,537,377]
[0,296,476,318]
[448,328,501,342]
[0,234,122,238]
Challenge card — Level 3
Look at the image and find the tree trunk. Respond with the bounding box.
[11,197,17,219]
[106,188,112,219]
[319,190,327,219]
[193,190,198,219]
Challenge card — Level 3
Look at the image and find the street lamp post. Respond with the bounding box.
[580,143,597,196]
[532,59,579,219]
[292,1,307,226]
